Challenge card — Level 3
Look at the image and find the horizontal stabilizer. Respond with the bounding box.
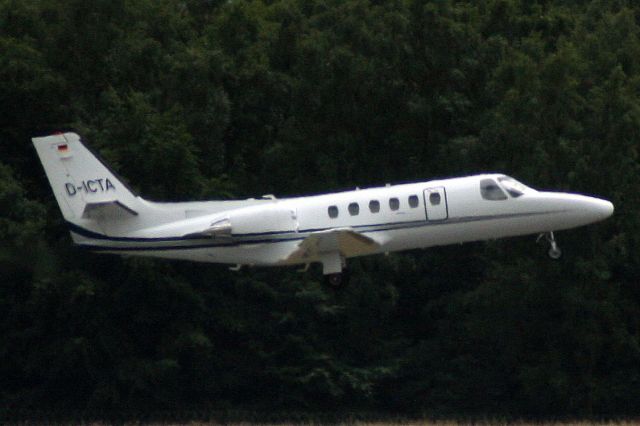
[82,200,138,219]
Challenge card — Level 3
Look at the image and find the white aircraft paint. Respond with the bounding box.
[33,133,614,283]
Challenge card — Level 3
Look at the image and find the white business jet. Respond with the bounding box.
[33,132,614,286]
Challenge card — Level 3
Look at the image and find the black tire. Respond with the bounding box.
[325,273,343,288]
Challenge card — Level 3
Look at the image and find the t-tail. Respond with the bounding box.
[33,132,275,252]
[32,132,150,242]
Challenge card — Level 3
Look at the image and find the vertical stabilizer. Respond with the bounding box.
[32,132,142,232]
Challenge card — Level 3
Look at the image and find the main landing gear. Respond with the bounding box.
[322,253,349,289]
[537,231,562,260]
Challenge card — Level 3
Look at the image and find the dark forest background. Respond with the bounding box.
[1,0,639,421]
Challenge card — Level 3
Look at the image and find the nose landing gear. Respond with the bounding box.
[537,231,562,260]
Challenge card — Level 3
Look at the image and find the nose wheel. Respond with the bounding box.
[537,231,562,260]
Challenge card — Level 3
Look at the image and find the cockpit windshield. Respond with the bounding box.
[480,179,508,200]
[497,176,533,198]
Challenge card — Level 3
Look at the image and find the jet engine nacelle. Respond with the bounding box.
[229,205,297,235]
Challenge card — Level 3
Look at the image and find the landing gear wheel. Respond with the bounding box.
[538,231,562,260]
[548,246,562,260]
[326,273,343,288]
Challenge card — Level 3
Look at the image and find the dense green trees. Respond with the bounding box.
[1,0,639,420]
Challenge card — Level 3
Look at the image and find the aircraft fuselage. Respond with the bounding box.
[69,175,613,271]
[32,133,614,281]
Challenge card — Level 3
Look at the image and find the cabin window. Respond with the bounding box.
[348,202,360,216]
[408,195,419,208]
[369,200,380,213]
[389,197,400,211]
[429,192,441,205]
[480,179,508,201]
[328,205,339,218]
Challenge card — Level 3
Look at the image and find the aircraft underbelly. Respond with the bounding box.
[379,211,569,253]
[106,239,301,266]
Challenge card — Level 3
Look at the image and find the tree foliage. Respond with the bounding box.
[1,0,639,420]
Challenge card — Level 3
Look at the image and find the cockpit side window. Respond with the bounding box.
[480,179,508,201]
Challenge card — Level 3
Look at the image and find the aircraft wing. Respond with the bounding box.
[284,228,381,263]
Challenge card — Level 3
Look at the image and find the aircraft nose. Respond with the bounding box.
[535,192,614,230]
[582,196,614,222]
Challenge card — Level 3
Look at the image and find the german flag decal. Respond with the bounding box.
[56,143,72,158]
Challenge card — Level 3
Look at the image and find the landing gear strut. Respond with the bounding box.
[537,231,562,260]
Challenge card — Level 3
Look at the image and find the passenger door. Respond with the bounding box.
[424,187,448,220]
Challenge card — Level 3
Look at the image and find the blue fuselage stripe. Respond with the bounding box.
[69,210,560,252]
